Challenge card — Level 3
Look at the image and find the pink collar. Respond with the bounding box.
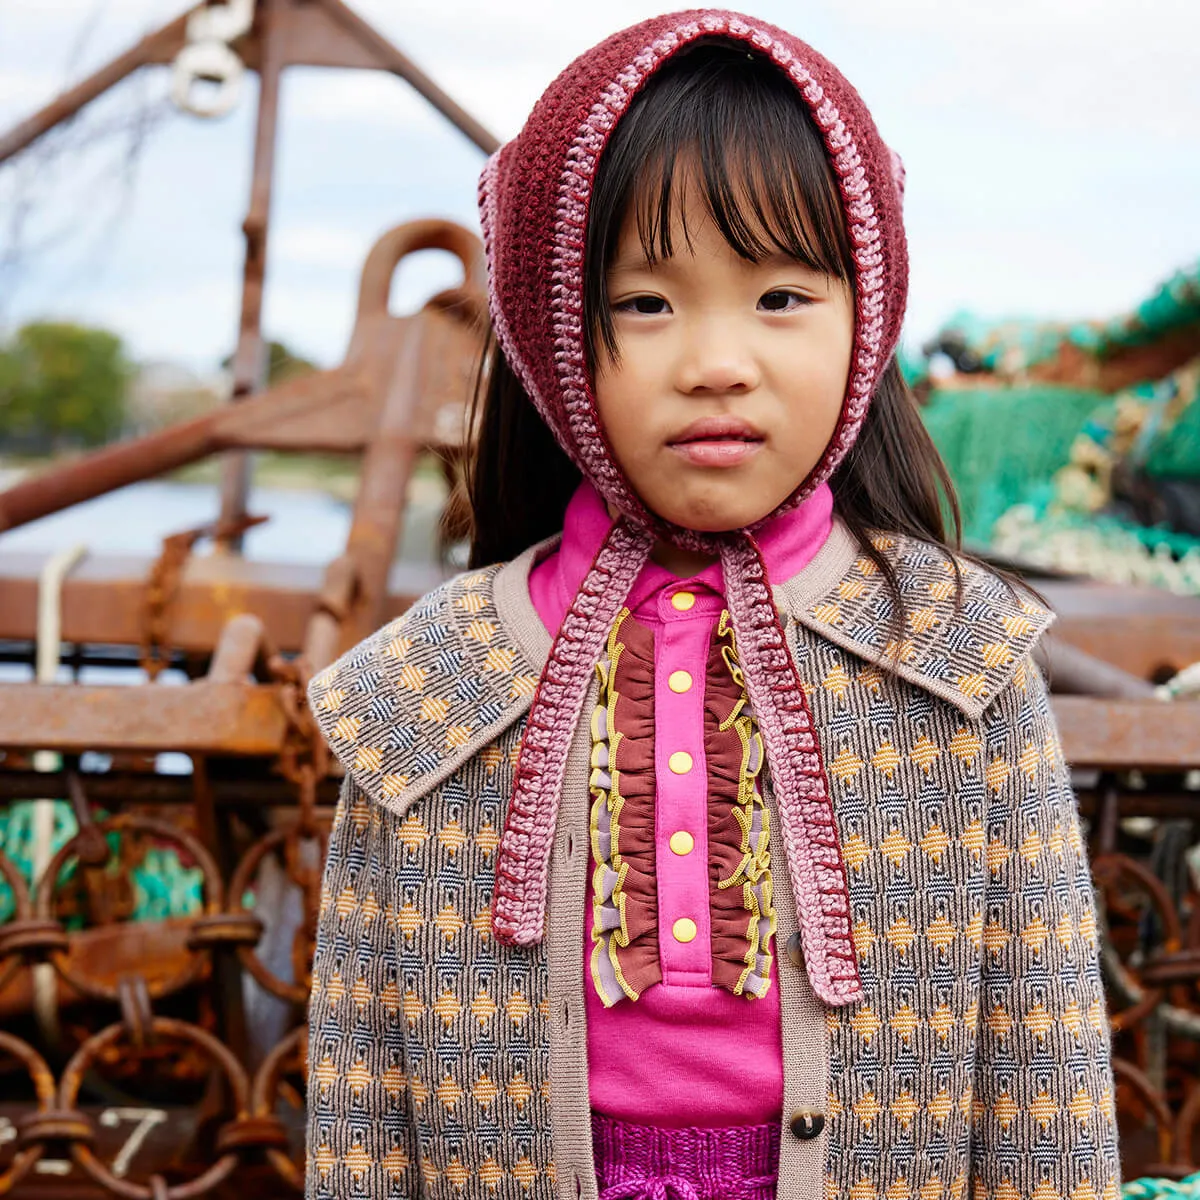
[532,482,834,636]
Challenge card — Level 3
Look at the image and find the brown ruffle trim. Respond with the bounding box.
[705,611,776,998]
[587,608,776,1006]
[589,610,661,1005]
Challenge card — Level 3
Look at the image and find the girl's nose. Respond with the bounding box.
[674,327,761,395]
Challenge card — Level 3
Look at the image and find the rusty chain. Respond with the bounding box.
[140,514,268,679]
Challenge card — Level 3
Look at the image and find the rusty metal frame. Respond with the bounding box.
[2,2,1200,1189]
[0,0,498,548]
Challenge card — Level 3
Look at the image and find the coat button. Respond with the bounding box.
[789,1111,826,1141]
[785,931,804,968]
[672,918,698,944]
[668,669,693,693]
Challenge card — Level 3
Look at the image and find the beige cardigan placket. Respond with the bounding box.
[493,529,862,1199]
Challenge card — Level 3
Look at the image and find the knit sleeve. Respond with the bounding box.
[307,778,417,1199]
[970,658,1121,1198]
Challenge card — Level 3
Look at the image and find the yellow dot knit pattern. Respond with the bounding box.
[305,533,1120,1199]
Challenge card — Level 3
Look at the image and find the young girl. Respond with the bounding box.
[306,11,1120,1199]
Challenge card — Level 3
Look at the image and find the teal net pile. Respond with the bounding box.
[930,262,1200,377]
[1125,1175,1200,1200]
[921,384,1104,546]
[0,799,203,925]
[918,261,1200,593]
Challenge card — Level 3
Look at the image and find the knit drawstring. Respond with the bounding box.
[718,534,863,1006]
[599,1177,701,1200]
[599,1172,776,1200]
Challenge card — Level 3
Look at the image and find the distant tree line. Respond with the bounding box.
[0,322,315,456]
[0,322,132,453]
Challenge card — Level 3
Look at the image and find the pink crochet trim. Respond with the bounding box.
[492,520,653,945]
[718,537,862,1006]
[479,150,575,459]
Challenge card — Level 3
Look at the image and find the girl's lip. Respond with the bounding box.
[670,415,764,443]
[669,439,763,467]
[667,416,764,468]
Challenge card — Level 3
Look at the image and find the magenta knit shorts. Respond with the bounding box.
[591,1112,780,1200]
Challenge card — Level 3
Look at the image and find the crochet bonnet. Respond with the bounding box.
[479,9,908,1007]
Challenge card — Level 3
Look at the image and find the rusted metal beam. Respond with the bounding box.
[0,13,188,165]
[1042,580,1200,682]
[219,0,289,548]
[1052,618,1200,683]
[314,0,500,153]
[0,683,288,755]
[0,554,445,653]
[334,221,484,648]
[1040,635,1158,700]
[1054,696,1200,771]
[0,218,482,537]
[0,770,341,806]
[0,370,376,533]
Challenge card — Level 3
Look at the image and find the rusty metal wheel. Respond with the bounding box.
[58,1017,249,1200]
[250,1026,306,1191]
[228,819,328,1005]
[0,1031,56,1194]
[34,815,223,1003]
[1093,852,1183,1033]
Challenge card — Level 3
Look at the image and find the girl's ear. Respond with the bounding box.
[888,148,906,209]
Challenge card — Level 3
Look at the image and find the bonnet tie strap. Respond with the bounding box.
[492,518,652,946]
[491,521,864,1008]
[719,534,862,1006]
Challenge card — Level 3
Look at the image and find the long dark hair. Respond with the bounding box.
[449,41,964,615]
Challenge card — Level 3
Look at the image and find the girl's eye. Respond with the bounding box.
[614,295,671,315]
[758,290,808,313]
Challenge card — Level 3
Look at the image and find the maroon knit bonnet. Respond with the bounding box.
[480,9,908,1007]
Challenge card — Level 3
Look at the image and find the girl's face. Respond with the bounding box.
[595,176,855,534]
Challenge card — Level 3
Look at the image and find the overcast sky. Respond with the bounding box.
[1,0,1197,374]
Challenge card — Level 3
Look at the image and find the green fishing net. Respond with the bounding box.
[918,263,1200,594]
[922,385,1104,545]
[930,262,1200,375]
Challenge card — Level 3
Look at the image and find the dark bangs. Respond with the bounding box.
[585,41,856,366]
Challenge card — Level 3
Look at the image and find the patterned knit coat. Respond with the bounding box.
[306,522,1121,1200]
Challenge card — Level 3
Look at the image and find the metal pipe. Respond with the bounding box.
[218,0,288,547]
[0,15,188,166]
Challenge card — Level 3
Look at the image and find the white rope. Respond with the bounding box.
[31,543,88,1044]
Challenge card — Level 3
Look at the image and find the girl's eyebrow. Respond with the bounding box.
[608,249,658,273]
[756,250,826,273]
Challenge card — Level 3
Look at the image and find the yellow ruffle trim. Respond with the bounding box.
[715,610,777,999]
[588,608,640,1006]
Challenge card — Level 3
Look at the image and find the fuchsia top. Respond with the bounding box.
[529,482,834,1127]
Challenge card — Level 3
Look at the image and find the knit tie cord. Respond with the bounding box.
[491,522,863,1008]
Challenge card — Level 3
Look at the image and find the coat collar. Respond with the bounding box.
[308,522,1054,816]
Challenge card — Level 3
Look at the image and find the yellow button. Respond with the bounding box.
[672,917,698,944]
[670,591,696,612]
[669,831,695,856]
[668,751,693,775]
[668,670,693,693]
